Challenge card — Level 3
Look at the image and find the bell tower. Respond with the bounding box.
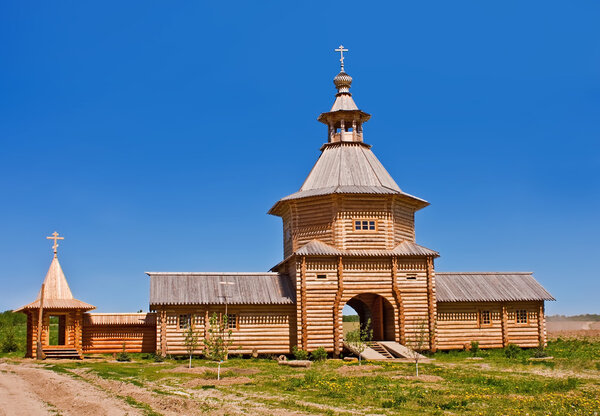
[318,45,371,144]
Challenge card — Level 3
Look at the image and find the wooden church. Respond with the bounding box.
[18,48,554,359]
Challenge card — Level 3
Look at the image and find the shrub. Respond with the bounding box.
[311,347,327,361]
[1,326,19,353]
[470,341,479,357]
[292,346,308,360]
[534,342,548,358]
[116,343,131,362]
[504,343,520,359]
[153,352,165,363]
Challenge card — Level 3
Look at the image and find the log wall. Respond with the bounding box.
[436,301,544,349]
[82,313,157,354]
[154,304,296,355]
[280,195,418,257]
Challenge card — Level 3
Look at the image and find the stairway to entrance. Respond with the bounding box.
[42,347,82,359]
[344,340,427,361]
[366,341,394,359]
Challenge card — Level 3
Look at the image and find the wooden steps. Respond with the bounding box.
[366,342,394,359]
[42,348,82,359]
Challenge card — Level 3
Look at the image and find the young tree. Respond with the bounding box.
[345,318,372,365]
[183,320,199,369]
[203,312,233,380]
[409,318,429,377]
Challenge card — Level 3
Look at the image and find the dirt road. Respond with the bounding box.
[0,362,142,416]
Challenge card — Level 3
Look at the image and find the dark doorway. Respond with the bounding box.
[345,294,395,341]
[49,315,66,346]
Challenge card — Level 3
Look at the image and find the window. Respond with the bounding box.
[406,273,417,280]
[480,310,491,326]
[227,314,237,329]
[354,219,376,231]
[516,309,528,324]
[317,274,327,279]
[179,314,191,330]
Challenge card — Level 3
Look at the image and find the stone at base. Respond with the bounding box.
[343,357,358,362]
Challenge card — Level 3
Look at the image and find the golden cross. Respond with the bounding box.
[335,45,348,70]
[46,231,64,255]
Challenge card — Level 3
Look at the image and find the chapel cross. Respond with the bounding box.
[46,231,64,256]
[335,45,348,71]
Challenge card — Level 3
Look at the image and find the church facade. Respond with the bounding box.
[18,53,554,359]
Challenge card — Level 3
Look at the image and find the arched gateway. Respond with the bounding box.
[344,293,396,342]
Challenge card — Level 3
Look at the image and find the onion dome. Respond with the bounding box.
[334,71,353,93]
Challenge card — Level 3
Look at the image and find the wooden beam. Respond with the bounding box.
[333,256,344,356]
[391,257,404,344]
[538,303,546,347]
[160,309,167,356]
[426,256,437,351]
[36,284,45,360]
[300,256,308,350]
[501,304,508,347]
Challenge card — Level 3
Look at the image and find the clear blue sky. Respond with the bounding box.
[1,1,598,315]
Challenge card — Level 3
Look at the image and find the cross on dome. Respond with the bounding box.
[335,45,348,71]
[46,231,64,256]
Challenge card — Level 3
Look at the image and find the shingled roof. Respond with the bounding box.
[436,272,555,302]
[15,255,95,312]
[295,239,439,257]
[269,142,428,214]
[147,272,295,306]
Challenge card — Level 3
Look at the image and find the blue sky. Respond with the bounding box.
[1,1,598,315]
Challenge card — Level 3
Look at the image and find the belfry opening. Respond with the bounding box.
[345,294,396,342]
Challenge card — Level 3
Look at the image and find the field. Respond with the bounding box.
[1,314,600,415]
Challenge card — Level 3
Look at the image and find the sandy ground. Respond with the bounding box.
[0,360,311,416]
[547,321,600,338]
[0,362,142,416]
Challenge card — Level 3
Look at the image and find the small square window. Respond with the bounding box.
[354,219,377,231]
[480,310,491,326]
[317,274,327,279]
[179,314,191,330]
[227,314,237,329]
[516,310,528,324]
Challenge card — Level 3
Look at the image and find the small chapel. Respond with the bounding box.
[18,47,554,359]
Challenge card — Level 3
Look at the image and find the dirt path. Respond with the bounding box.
[0,362,142,416]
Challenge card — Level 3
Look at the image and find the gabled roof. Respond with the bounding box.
[147,272,296,306]
[15,256,95,312]
[436,272,555,302]
[269,142,428,214]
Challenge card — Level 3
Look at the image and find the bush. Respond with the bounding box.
[470,341,479,357]
[534,342,548,358]
[116,343,131,362]
[1,326,19,353]
[504,343,520,359]
[311,347,327,361]
[292,346,308,360]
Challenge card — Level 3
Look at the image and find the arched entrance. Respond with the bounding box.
[344,293,395,341]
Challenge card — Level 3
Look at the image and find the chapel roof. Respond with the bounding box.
[436,272,555,302]
[15,255,95,312]
[147,272,296,306]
